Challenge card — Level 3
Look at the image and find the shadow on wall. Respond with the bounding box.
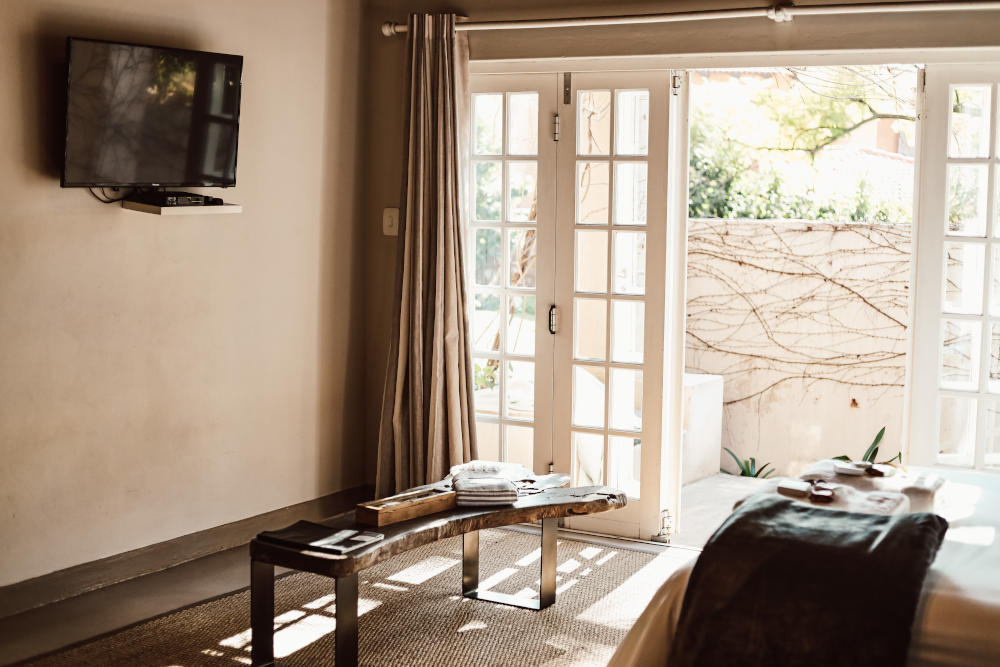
[19,10,205,180]
[317,0,368,492]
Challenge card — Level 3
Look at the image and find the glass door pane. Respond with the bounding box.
[469,75,557,474]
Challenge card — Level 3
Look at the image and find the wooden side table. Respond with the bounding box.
[249,485,626,666]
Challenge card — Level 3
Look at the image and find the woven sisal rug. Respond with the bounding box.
[23,529,694,666]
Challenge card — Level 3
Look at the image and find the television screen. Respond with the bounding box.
[62,38,243,188]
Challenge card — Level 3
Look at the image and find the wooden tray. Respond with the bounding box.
[356,484,457,527]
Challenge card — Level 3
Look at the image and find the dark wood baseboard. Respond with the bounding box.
[0,485,374,619]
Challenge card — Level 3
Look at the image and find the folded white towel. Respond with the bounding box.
[453,477,517,495]
[457,492,518,498]
[449,460,534,481]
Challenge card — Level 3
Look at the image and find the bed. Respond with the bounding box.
[609,468,1000,666]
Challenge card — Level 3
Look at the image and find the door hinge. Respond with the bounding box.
[548,462,555,474]
[548,305,559,334]
[916,68,927,120]
[563,72,572,105]
[650,509,674,542]
[671,73,683,96]
[553,112,560,142]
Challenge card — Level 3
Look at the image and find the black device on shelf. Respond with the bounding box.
[128,191,205,207]
[124,191,227,207]
[61,37,243,196]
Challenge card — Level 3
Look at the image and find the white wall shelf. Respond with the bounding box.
[122,201,242,215]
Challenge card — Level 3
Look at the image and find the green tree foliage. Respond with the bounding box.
[688,66,917,223]
[688,110,817,220]
[758,67,916,157]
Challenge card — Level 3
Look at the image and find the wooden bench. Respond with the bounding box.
[249,484,626,666]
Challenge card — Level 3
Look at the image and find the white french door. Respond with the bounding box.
[552,72,672,539]
[911,65,1000,471]
[468,74,558,476]
[469,70,686,538]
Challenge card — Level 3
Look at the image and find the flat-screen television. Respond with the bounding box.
[62,37,243,188]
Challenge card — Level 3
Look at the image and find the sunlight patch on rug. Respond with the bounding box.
[576,548,696,631]
[387,555,460,584]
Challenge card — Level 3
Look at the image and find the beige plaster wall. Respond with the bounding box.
[0,0,365,586]
[361,0,1000,483]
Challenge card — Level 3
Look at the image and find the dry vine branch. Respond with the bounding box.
[685,219,910,406]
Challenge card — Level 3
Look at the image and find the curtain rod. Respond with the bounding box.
[379,1,1000,36]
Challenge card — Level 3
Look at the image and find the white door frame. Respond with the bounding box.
[470,69,684,539]
[471,52,1000,536]
[470,48,1000,76]
[661,71,689,534]
[910,64,1000,471]
[551,70,674,539]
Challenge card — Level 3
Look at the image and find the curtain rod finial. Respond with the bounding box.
[381,21,405,36]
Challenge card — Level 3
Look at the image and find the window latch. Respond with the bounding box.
[548,305,559,335]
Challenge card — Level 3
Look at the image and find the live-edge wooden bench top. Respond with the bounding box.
[250,485,627,578]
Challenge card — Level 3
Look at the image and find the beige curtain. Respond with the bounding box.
[376,14,477,497]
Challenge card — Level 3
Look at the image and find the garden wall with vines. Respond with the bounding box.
[685,218,911,475]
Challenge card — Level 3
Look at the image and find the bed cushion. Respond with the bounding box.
[609,468,1000,667]
[667,494,947,667]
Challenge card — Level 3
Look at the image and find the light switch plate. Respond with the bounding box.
[382,207,399,236]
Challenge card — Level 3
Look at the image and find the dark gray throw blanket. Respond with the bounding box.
[668,494,948,667]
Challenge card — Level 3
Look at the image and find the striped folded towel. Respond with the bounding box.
[453,476,518,507]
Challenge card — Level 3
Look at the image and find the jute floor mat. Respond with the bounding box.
[25,529,692,666]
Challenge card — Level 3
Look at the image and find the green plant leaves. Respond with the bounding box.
[836,426,901,466]
[863,426,886,463]
[879,452,903,465]
[722,448,775,478]
[724,447,745,474]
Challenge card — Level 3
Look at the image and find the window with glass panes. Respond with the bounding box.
[913,66,1000,470]
[567,87,651,500]
[468,90,542,470]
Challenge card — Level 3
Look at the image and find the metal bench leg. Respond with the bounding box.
[250,559,274,666]
[335,573,358,666]
[538,517,557,608]
[462,517,558,610]
[463,530,480,596]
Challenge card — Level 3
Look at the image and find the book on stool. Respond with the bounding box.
[257,521,383,555]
